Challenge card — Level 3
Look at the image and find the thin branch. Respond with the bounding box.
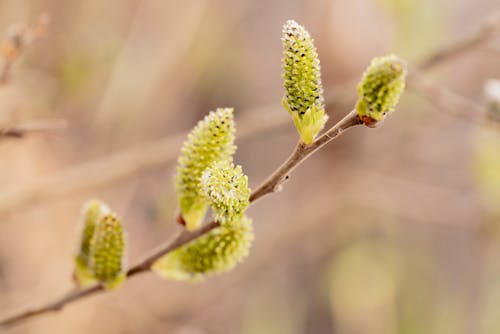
[1,10,498,329]
[0,109,362,329]
[0,119,67,139]
[418,11,500,70]
[250,109,361,202]
[406,70,498,126]
[0,13,50,84]
[0,110,288,216]
[0,221,220,328]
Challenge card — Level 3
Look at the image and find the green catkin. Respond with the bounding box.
[74,200,109,287]
[89,213,126,290]
[176,108,236,230]
[152,217,254,282]
[355,54,407,123]
[282,20,328,144]
[200,160,250,225]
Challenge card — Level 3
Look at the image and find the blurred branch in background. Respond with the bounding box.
[0,103,363,329]
[0,119,67,139]
[0,10,498,216]
[0,107,288,216]
[0,7,499,331]
[417,11,500,71]
[0,13,50,84]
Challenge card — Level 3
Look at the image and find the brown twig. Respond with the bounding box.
[0,110,288,216]
[0,109,361,329]
[0,119,67,139]
[417,11,500,71]
[250,109,361,202]
[0,13,50,84]
[407,70,489,122]
[1,9,498,329]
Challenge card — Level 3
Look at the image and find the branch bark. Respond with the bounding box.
[1,10,498,329]
[0,120,66,139]
[0,109,362,329]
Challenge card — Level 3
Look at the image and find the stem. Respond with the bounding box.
[0,110,360,329]
[0,221,221,328]
[250,109,361,203]
[2,10,497,326]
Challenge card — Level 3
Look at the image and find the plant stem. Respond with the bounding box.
[0,110,361,329]
[250,109,361,203]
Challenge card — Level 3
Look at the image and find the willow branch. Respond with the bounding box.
[0,108,362,329]
[0,120,67,139]
[0,110,288,216]
[1,10,498,329]
[418,11,500,70]
[250,109,361,202]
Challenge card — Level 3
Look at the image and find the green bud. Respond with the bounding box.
[74,200,109,287]
[89,213,126,289]
[152,217,254,282]
[282,20,328,144]
[355,54,407,124]
[176,108,236,230]
[200,160,250,224]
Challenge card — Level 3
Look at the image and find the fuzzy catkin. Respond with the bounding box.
[175,108,236,230]
[200,160,250,225]
[152,217,254,282]
[355,54,407,123]
[89,213,126,289]
[282,20,327,144]
[74,200,109,287]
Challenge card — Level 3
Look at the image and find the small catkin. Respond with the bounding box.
[152,217,254,282]
[200,160,250,224]
[89,213,126,289]
[176,108,236,230]
[282,19,328,144]
[74,200,109,287]
[355,54,407,124]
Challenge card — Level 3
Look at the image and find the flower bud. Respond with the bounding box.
[355,54,407,125]
[176,108,236,230]
[200,160,250,224]
[74,200,109,287]
[282,20,328,144]
[89,213,126,289]
[152,217,254,282]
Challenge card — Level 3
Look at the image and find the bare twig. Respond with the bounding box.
[0,221,220,328]
[0,110,288,216]
[0,119,67,139]
[0,108,362,329]
[250,109,361,202]
[0,13,50,84]
[407,70,489,122]
[1,10,498,329]
[418,11,500,70]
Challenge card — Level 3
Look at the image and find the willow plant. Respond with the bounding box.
[71,20,406,286]
[57,18,409,300]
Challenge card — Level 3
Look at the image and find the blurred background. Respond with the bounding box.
[0,0,499,333]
